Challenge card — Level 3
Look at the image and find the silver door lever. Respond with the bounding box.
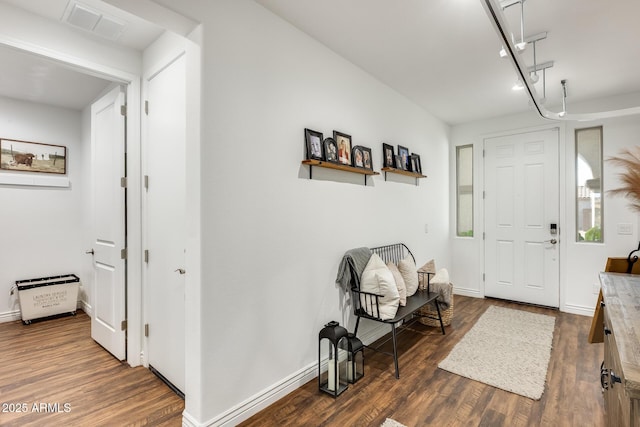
[544,239,558,244]
[175,268,186,274]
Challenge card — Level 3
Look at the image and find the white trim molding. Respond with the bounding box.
[184,363,318,427]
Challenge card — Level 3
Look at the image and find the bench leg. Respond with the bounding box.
[391,323,400,379]
[435,300,445,335]
[354,316,361,337]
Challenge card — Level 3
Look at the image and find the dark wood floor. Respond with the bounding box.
[240,296,606,427]
[0,297,606,427]
[0,311,184,427]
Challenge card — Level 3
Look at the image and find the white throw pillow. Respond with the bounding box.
[387,262,407,306]
[431,268,450,285]
[360,254,400,320]
[398,255,419,296]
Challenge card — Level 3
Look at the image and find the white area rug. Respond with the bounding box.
[381,419,407,427]
[438,305,555,400]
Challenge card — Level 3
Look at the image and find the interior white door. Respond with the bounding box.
[90,85,127,360]
[144,54,186,393]
[484,128,560,307]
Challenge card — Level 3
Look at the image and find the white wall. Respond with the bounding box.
[155,1,450,424]
[0,96,85,321]
[450,94,640,316]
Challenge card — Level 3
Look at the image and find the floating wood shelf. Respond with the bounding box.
[302,159,379,185]
[381,167,427,185]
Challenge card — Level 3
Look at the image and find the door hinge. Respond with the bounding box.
[144,323,149,337]
[120,105,127,116]
[121,320,127,331]
[144,250,149,263]
[145,100,149,115]
[483,190,486,199]
[483,232,486,240]
[121,177,127,188]
[144,175,149,190]
[121,248,128,260]
[483,149,485,157]
[483,273,485,282]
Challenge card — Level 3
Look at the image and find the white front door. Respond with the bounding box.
[91,85,127,360]
[144,54,186,393]
[484,128,560,307]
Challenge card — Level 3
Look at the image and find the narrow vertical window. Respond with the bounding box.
[456,145,473,237]
[576,126,603,242]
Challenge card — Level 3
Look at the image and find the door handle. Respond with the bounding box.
[544,239,557,245]
[85,249,95,255]
[175,268,186,275]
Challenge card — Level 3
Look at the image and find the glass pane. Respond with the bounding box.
[576,127,603,242]
[456,145,473,237]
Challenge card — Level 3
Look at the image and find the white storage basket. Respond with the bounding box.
[15,274,80,324]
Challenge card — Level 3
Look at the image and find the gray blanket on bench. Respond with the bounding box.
[336,247,372,291]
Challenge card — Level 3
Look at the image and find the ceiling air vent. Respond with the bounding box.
[62,1,125,41]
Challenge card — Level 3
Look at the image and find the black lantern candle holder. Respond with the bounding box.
[340,333,364,383]
[318,321,349,397]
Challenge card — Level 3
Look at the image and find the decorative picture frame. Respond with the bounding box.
[397,145,410,170]
[0,138,67,174]
[394,154,403,169]
[323,137,339,163]
[382,143,395,168]
[305,128,324,160]
[334,131,352,166]
[411,153,422,174]
[352,145,373,170]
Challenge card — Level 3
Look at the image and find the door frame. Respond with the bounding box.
[0,36,145,367]
[479,123,567,310]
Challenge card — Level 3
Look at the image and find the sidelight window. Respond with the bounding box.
[576,126,603,242]
[456,145,473,237]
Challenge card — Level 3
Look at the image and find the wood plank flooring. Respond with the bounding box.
[0,311,184,427]
[240,296,606,427]
[0,297,606,426]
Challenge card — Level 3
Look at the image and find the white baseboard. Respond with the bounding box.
[0,300,91,324]
[452,287,484,298]
[0,309,21,323]
[184,362,317,427]
[562,303,595,317]
[78,300,92,317]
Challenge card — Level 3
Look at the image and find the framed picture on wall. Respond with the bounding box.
[0,138,67,174]
[334,131,352,166]
[304,128,324,160]
[323,137,339,163]
[382,143,394,168]
[397,145,410,170]
[352,145,372,170]
[411,153,422,174]
[394,154,403,169]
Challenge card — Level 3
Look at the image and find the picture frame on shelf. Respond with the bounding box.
[352,145,373,170]
[334,131,352,166]
[394,154,403,169]
[397,145,410,170]
[304,128,324,160]
[0,138,67,174]
[323,137,339,163]
[382,143,394,168]
[411,153,422,174]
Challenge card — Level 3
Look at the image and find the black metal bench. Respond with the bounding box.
[350,243,445,379]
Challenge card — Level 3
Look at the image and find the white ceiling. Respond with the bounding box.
[1,0,639,123]
[255,0,640,125]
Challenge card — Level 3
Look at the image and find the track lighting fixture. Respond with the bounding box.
[482,0,640,121]
[559,79,567,117]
